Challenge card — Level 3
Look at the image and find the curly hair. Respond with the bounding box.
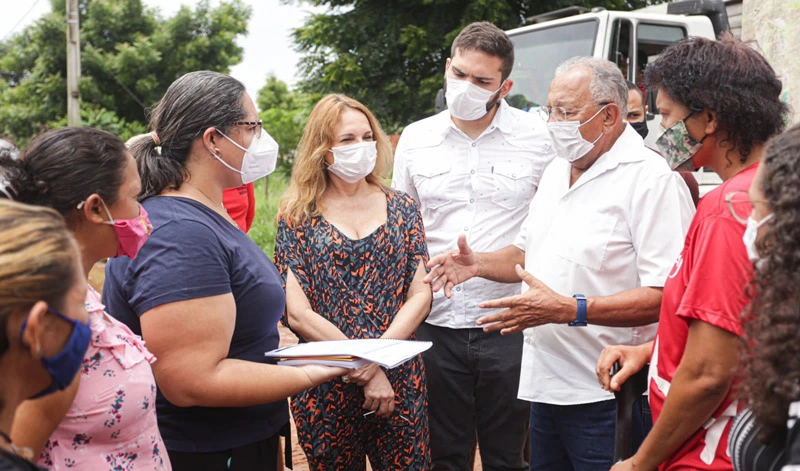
[646,34,787,163]
[741,123,800,442]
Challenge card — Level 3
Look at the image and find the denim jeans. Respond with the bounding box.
[415,323,529,471]
[529,400,615,471]
[631,395,653,455]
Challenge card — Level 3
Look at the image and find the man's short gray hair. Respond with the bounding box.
[554,57,628,116]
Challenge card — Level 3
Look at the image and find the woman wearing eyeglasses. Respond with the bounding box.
[727,124,800,471]
[102,71,347,471]
[596,35,787,471]
[274,94,431,470]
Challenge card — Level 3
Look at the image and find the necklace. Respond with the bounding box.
[0,429,33,460]
[184,181,239,229]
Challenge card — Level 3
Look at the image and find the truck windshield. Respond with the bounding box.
[507,20,598,110]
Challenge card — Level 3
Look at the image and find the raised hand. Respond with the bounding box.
[423,234,479,298]
[475,265,573,335]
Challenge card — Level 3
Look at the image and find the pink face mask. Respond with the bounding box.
[100,200,153,259]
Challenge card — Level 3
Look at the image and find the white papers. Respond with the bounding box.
[265,338,432,369]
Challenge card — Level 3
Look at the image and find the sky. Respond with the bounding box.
[0,0,316,106]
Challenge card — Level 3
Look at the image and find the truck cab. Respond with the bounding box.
[502,1,741,193]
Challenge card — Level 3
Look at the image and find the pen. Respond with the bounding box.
[363,410,376,417]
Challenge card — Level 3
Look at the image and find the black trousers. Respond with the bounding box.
[416,322,529,471]
[168,432,279,471]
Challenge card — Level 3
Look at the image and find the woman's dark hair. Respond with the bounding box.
[131,71,247,199]
[0,127,128,220]
[741,123,800,442]
[646,34,787,163]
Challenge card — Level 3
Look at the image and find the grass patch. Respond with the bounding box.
[249,171,291,258]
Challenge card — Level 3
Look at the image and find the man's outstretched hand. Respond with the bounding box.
[424,234,479,298]
[476,265,574,335]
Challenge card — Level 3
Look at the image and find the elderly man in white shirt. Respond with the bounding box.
[393,21,555,471]
[424,56,695,470]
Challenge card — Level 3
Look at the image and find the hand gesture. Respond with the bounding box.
[595,343,650,392]
[476,265,572,334]
[361,368,395,418]
[424,234,479,298]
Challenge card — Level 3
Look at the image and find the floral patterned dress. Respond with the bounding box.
[38,286,170,471]
[274,189,431,471]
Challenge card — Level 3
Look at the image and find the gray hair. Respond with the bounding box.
[130,71,247,199]
[554,57,628,117]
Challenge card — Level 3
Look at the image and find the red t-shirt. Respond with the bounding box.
[222,183,256,233]
[649,163,757,470]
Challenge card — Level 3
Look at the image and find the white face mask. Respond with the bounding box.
[546,105,608,162]
[742,213,773,263]
[328,141,378,184]
[214,128,279,184]
[445,77,503,121]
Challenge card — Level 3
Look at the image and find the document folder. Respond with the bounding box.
[265,338,432,369]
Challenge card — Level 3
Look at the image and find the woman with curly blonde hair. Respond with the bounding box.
[274,94,431,470]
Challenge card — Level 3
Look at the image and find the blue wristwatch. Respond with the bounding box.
[569,294,588,327]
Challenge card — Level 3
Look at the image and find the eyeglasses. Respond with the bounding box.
[360,409,412,428]
[233,120,263,128]
[538,102,611,122]
[725,190,766,224]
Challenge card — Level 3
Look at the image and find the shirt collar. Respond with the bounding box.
[566,123,649,193]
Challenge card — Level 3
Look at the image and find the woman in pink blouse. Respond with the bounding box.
[1,127,170,470]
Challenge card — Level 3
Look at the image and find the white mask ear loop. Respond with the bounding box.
[76,199,115,225]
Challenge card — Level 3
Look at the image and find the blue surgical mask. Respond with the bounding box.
[19,307,91,399]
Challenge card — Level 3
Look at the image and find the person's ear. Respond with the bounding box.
[19,301,48,358]
[703,109,719,135]
[81,194,108,225]
[498,79,514,99]
[202,128,220,156]
[603,103,622,128]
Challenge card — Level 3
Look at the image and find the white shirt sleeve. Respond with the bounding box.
[391,131,420,205]
[629,171,696,287]
[513,207,531,253]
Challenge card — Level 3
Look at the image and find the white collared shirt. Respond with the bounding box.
[393,100,555,329]
[513,124,695,405]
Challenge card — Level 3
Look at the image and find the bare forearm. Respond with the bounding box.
[476,245,525,283]
[161,360,339,408]
[633,322,739,470]
[634,367,733,469]
[288,308,349,342]
[584,287,662,327]
[382,290,431,340]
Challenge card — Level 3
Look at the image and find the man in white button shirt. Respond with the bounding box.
[392,22,555,471]
[424,57,695,470]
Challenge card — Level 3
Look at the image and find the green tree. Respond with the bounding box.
[257,74,314,174]
[0,0,251,145]
[286,0,666,133]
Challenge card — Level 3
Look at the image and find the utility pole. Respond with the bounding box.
[66,0,81,126]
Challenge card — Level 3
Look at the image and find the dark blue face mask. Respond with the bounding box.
[19,307,91,399]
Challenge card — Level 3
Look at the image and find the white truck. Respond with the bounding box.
[502,0,743,192]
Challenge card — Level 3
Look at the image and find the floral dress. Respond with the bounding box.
[39,286,170,471]
[274,189,431,471]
